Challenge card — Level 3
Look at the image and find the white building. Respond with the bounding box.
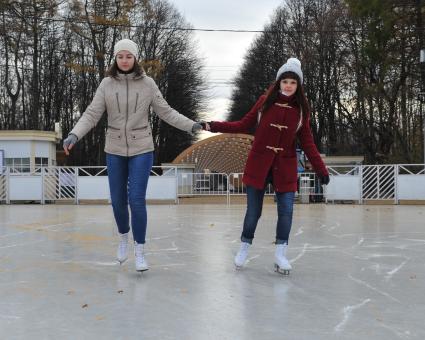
[0,130,61,172]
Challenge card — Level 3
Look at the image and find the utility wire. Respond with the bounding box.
[3,14,419,34]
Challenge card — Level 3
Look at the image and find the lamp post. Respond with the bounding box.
[421,48,425,163]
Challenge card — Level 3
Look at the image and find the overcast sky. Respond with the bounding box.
[171,0,284,121]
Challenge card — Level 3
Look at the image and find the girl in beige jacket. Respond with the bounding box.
[63,39,202,272]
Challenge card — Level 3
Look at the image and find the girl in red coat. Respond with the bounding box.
[204,58,330,274]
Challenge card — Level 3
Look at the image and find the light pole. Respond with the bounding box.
[421,48,425,163]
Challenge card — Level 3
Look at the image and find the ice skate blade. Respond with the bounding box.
[235,265,244,270]
[274,263,290,275]
[136,268,149,273]
[117,259,128,265]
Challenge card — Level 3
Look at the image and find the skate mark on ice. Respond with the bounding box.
[316,220,340,231]
[60,260,118,267]
[327,222,340,231]
[147,242,179,253]
[348,274,400,303]
[401,238,425,243]
[354,253,409,261]
[0,239,44,249]
[149,235,173,240]
[318,222,327,229]
[294,227,304,237]
[0,231,26,239]
[152,263,186,268]
[0,222,74,239]
[334,298,371,332]
[0,314,21,320]
[290,243,309,264]
[246,254,260,264]
[354,237,364,247]
[379,323,412,339]
[385,259,409,281]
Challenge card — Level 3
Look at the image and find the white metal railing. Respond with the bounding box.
[0,166,8,203]
[228,173,275,196]
[396,164,425,202]
[361,165,396,202]
[1,164,424,205]
[176,172,324,204]
[398,164,425,175]
[324,165,362,203]
[0,165,178,204]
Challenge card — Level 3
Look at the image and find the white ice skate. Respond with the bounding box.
[234,242,250,269]
[274,243,292,275]
[117,232,129,265]
[134,242,149,272]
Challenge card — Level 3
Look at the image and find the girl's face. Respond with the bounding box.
[279,78,298,96]
[116,50,135,71]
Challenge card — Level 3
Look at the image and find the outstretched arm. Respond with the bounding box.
[69,79,107,141]
[150,79,196,132]
[209,95,266,133]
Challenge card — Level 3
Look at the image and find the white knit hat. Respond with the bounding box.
[113,39,139,60]
[276,57,303,84]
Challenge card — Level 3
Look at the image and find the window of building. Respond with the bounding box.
[5,158,31,173]
[35,157,49,173]
[35,157,49,166]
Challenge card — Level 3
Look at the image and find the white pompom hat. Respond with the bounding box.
[113,39,139,60]
[276,57,303,84]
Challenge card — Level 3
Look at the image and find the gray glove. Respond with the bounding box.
[63,133,78,155]
[192,122,203,133]
[63,133,78,148]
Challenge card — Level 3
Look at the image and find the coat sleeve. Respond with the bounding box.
[298,112,329,176]
[150,78,195,132]
[209,95,266,133]
[70,78,107,140]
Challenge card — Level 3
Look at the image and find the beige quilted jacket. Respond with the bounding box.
[70,73,195,157]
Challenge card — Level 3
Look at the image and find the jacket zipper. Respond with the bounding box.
[134,93,139,113]
[124,76,129,156]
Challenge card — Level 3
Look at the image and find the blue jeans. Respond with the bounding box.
[241,185,295,245]
[106,152,153,244]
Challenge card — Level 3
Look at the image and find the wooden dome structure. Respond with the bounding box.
[172,133,253,174]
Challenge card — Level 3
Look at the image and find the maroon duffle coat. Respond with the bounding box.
[210,93,328,192]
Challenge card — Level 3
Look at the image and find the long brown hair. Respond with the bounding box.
[261,71,309,119]
[107,59,145,78]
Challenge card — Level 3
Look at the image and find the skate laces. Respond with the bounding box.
[237,242,250,258]
[119,241,127,253]
[241,242,250,251]
[119,235,128,249]
[135,244,144,260]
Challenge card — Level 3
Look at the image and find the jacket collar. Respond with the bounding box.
[277,91,297,105]
[115,72,145,80]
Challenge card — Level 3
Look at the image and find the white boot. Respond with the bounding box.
[234,242,250,269]
[117,232,129,264]
[274,243,292,275]
[134,242,149,272]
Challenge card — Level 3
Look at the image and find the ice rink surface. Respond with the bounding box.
[1,203,424,339]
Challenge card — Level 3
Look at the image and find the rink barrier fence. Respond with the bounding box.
[0,164,424,205]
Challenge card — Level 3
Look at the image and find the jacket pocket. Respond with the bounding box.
[115,93,121,113]
[130,129,151,140]
[244,150,269,179]
[106,130,122,140]
[107,125,120,131]
[131,125,148,131]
